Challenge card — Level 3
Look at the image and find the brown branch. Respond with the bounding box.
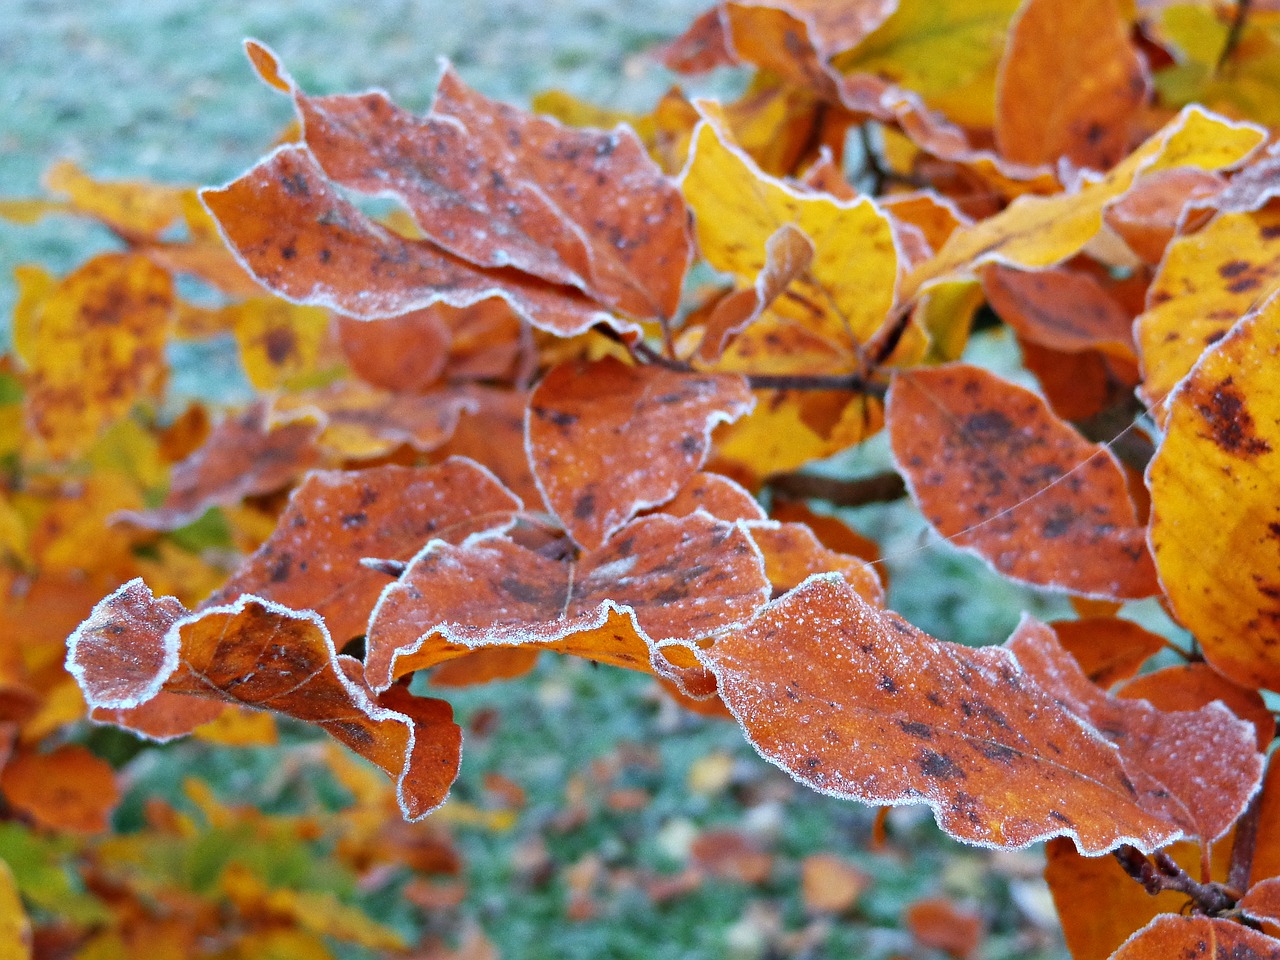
[768,469,906,508]
[1114,845,1240,916]
[865,302,915,368]
[1228,789,1264,895]
[1218,0,1253,73]
[745,372,887,397]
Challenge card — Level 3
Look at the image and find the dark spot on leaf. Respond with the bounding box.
[899,720,932,739]
[917,749,965,780]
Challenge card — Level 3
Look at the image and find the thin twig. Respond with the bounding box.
[745,372,887,397]
[1113,845,1240,915]
[768,470,906,507]
[1228,789,1264,895]
[1218,0,1253,73]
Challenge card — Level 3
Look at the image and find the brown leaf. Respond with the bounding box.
[1110,915,1280,960]
[887,363,1158,599]
[995,0,1146,169]
[364,512,769,691]
[337,310,451,393]
[983,264,1135,358]
[0,745,119,833]
[1102,167,1223,264]
[689,829,772,884]
[698,575,1185,853]
[201,145,619,337]
[904,896,983,959]
[1007,617,1264,846]
[527,358,753,549]
[1119,663,1275,752]
[253,41,691,321]
[206,458,521,645]
[68,580,461,818]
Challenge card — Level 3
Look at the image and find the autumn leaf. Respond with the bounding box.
[1110,915,1280,960]
[364,512,769,691]
[983,264,1135,358]
[1148,289,1280,691]
[526,358,752,549]
[336,310,451,393]
[887,363,1158,599]
[696,574,1189,853]
[1047,618,1166,689]
[67,580,461,819]
[0,745,119,833]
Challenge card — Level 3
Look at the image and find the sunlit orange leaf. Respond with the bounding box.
[904,107,1266,298]
[1047,618,1165,689]
[747,520,883,603]
[365,512,769,691]
[658,471,765,522]
[18,252,171,459]
[698,224,814,361]
[274,382,474,460]
[124,403,321,530]
[435,388,541,504]
[699,575,1184,853]
[1102,167,1223,264]
[1111,915,1280,960]
[142,191,265,298]
[1045,835,1230,960]
[0,744,118,833]
[527,358,753,549]
[201,145,619,337]
[995,0,1146,169]
[769,499,882,569]
[1018,338,1140,422]
[1119,663,1274,752]
[680,107,899,349]
[983,264,1135,358]
[888,364,1158,598]
[429,648,540,688]
[227,297,333,390]
[1148,291,1280,691]
[208,459,520,646]
[1137,203,1280,418]
[800,853,869,913]
[904,896,983,959]
[68,580,461,818]
[1007,617,1263,846]
[249,42,691,323]
[337,310,450,393]
[0,861,31,960]
[881,190,968,254]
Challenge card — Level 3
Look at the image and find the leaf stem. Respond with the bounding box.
[1113,844,1239,915]
[768,470,906,507]
[1217,0,1253,73]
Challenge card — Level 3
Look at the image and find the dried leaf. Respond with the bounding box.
[746,520,883,604]
[527,358,753,549]
[888,364,1158,599]
[983,264,1135,357]
[1148,290,1280,691]
[337,310,451,393]
[800,853,869,913]
[995,0,1146,169]
[0,745,118,833]
[1119,663,1275,752]
[658,471,766,522]
[698,575,1185,853]
[904,896,983,959]
[1102,167,1223,264]
[1110,915,1280,960]
[1047,618,1166,689]
[365,512,769,691]
[67,580,461,818]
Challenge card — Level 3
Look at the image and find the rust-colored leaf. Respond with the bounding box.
[904,896,983,959]
[337,310,451,393]
[19,252,172,460]
[67,579,461,819]
[435,387,541,505]
[887,364,1158,599]
[206,458,521,646]
[201,145,619,337]
[698,575,1185,853]
[1148,291,1280,691]
[746,520,883,604]
[1119,663,1275,752]
[365,512,769,691]
[800,853,869,913]
[983,264,1135,358]
[1242,878,1280,926]
[527,358,753,549]
[1007,617,1263,846]
[0,744,119,833]
[657,471,765,522]
[1047,618,1166,689]
[1102,167,1223,264]
[122,403,321,530]
[995,0,1146,169]
[1111,915,1280,960]
[428,648,540,688]
[252,41,691,322]
[1017,338,1140,422]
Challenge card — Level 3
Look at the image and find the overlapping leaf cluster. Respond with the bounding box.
[4,0,1280,956]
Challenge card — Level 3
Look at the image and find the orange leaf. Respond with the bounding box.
[1047,618,1166,689]
[1110,916,1280,960]
[1241,878,1280,926]
[201,145,618,337]
[888,364,1158,599]
[253,41,691,322]
[1119,663,1274,752]
[746,520,883,604]
[206,458,521,647]
[800,853,869,913]
[904,896,983,959]
[337,310,451,393]
[429,648,540,688]
[0,744,118,833]
[1148,291,1280,690]
[435,387,541,505]
[1101,167,1223,264]
[657,471,765,522]
[698,575,1186,853]
[995,0,1147,169]
[527,358,753,549]
[364,512,769,691]
[983,264,1135,358]
[1007,617,1263,847]
[1017,338,1139,422]
[68,580,461,819]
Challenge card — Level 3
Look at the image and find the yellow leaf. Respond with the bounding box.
[1148,289,1280,691]
[681,107,898,350]
[229,298,333,390]
[192,704,279,747]
[834,0,1024,128]
[0,861,31,960]
[1137,204,1280,420]
[43,160,186,239]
